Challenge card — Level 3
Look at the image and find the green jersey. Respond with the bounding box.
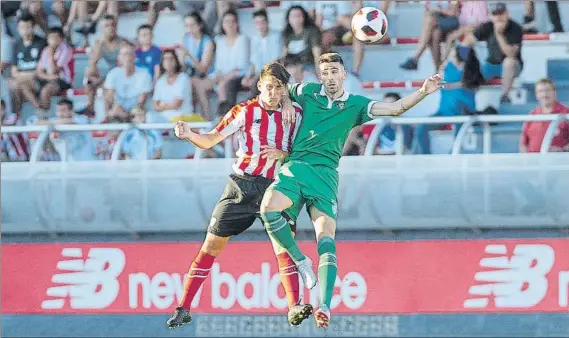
[287,82,377,169]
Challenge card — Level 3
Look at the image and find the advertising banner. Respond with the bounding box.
[3,239,568,314]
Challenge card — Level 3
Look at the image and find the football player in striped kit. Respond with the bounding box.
[167,62,312,328]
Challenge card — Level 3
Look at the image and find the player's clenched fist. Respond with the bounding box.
[174,121,193,140]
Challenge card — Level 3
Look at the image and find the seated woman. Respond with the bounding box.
[192,9,249,119]
[151,49,193,122]
[413,43,484,154]
[282,5,322,70]
[177,12,214,112]
[400,1,460,71]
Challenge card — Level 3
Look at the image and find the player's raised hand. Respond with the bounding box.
[421,74,445,95]
[260,145,288,161]
[174,121,194,140]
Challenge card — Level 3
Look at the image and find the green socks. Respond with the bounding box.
[261,211,306,262]
[317,236,337,309]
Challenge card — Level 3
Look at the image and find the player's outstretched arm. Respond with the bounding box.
[370,74,444,117]
[174,121,226,149]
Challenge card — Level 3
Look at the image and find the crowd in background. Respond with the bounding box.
[1,1,567,162]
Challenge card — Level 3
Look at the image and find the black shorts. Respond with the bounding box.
[208,173,297,237]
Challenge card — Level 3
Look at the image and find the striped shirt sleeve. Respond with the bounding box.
[215,103,247,137]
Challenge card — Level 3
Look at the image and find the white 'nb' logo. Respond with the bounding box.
[463,244,555,309]
[42,248,126,310]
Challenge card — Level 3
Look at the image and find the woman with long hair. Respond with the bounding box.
[282,5,322,69]
[192,9,249,119]
[152,49,193,121]
[413,43,484,154]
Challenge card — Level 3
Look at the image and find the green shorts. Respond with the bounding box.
[271,160,339,220]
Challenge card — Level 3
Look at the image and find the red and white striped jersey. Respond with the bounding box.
[39,42,75,84]
[1,115,29,162]
[215,97,302,179]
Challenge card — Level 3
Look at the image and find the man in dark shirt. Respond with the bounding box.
[9,14,46,116]
[464,2,523,104]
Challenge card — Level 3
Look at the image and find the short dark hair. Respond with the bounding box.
[283,53,303,68]
[138,24,153,33]
[253,9,268,20]
[384,92,401,101]
[18,13,35,25]
[260,62,290,85]
[48,26,65,38]
[57,98,73,110]
[318,53,344,66]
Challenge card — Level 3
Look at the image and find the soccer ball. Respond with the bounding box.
[351,7,388,43]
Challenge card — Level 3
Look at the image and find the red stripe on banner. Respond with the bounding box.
[2,239,568,314]
[238,105,255,172]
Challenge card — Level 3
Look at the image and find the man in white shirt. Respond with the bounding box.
[104,42,153,122]
[241,9,282,96]
[27,98,94,161]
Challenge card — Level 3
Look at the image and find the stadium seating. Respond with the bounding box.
[5,1,569,158]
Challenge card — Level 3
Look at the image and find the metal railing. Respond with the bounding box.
[363,114,569,155]
[2,115,568,162]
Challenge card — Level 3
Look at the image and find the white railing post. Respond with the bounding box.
[540,116,564,153]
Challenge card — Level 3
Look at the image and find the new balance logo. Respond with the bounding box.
[42,248,126,310]
[463,244,555,309]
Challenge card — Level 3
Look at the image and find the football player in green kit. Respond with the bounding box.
[259,53,444,328]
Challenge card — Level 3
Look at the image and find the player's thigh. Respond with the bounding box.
[302,167,339,221]
[308,205,337,241]
[261,165,302,213]
[208,175,258,237]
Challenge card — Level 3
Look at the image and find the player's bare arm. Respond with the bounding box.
[369,74,444,117]
[174,121,226,149]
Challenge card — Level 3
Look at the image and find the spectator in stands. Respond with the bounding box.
[0,99,30,162]
[105,1,145,18]
[463,2,523,104]
[175,1,218,33]
[64,1,108,41]
[19,1,49,36]
[520,79,569,153]
[193,9,249,119]
[147,0,176,28]
[34,26,74,122]
[31,99,95,161]
[1,22,14,73]
[443,1,488,60]
[50,1,70,28]
[9,14,46,117]
[282,5,322,69]
[241,9,282,95]
[151,50,193,121]
[400,0,460,71]
[79,15,127,117]
[0,76,13,116]
[523,1,564,34]
[284,53,318,84]
[135,24,162,80]
[282,1,316,19]
[351,1,392,74]
[120,107,164,160]
[413,43,484,154]
[104,42,153,122]
[177,12,214,80]
[94,117,122,160]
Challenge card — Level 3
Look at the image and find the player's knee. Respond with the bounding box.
[201,233,229,256]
